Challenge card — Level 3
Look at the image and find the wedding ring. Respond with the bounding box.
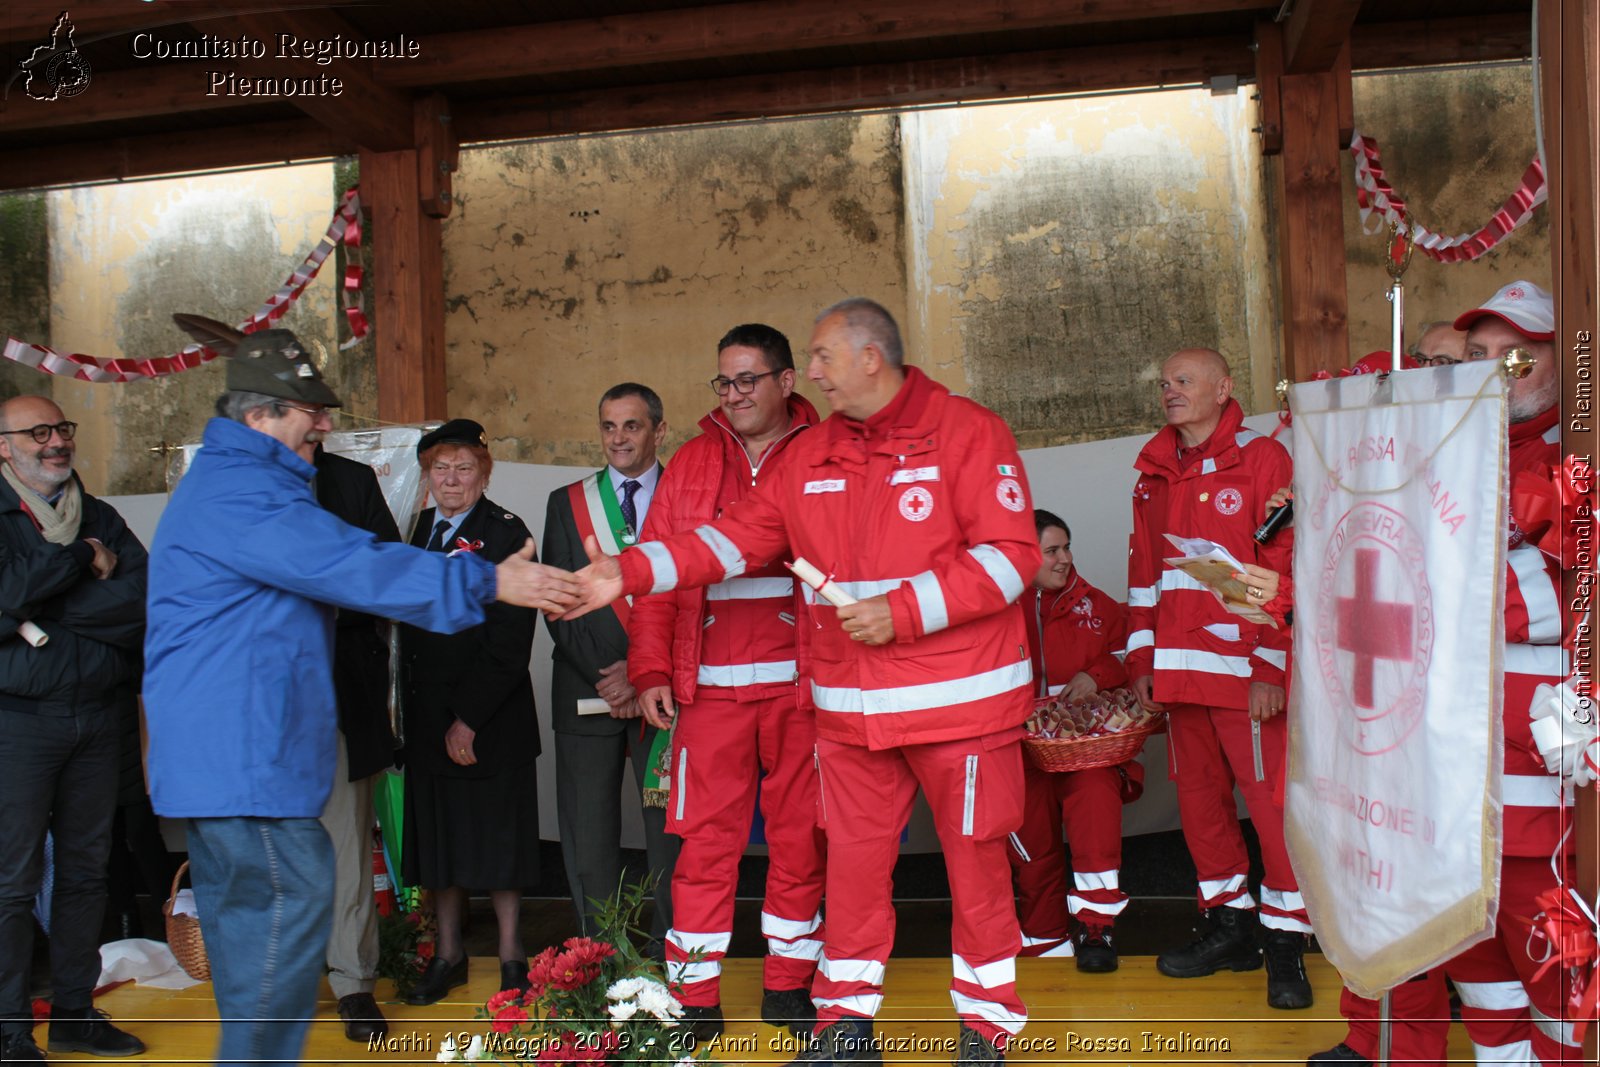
[1249,586,1265,599]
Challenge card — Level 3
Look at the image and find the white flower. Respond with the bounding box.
[608,1000,640,1022]
[436,1034,462,1062]
[464,1034,491,1061]
[635,981,683,1020]
[606,977,648,1001]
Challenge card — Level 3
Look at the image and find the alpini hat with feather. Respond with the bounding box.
[172,313,343,408]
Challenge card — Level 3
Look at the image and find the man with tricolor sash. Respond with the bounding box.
[542,383,679,952]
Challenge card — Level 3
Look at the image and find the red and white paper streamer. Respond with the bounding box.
[1349,130,1546,263]
[3,187,366,383]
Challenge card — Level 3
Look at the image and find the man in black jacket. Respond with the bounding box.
[314,446,402,1042]
[542,384,678,949]
[0,395,146,1063]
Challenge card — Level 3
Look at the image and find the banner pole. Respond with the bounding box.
[1377,990,1392,1067]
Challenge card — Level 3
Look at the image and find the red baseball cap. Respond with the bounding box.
[1453,280,1555,341]
[1344,350,1420,376]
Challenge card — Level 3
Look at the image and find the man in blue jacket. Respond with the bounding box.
[143,315,578,1067]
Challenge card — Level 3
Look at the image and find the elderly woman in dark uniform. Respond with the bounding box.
[401,419,541,1004]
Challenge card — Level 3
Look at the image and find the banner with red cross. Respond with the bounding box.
[1284,358,1508,998]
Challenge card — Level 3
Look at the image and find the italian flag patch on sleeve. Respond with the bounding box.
[997,464,1017,476]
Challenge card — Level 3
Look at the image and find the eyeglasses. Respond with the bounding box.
[0,421,77,444]
[277,402,329,417]
[1416,355,1461,367]
[710,371,779,396]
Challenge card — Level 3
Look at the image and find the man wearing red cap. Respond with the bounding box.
[1310,280,1579,1066]
[1126,347,1309,1011]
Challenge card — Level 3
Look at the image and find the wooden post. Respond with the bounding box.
[1541,2,1598,1057]
[1275,69,1350,380]
[360,148,447,423]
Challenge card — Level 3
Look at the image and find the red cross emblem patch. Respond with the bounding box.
[1215,488,1243,515]
[996,477,1025,512]
[1315,502,1434,755]
[899,486,934,522]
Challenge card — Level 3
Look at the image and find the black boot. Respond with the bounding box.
[1264,929,1314,1009]
[0,1027,44,1063]
[785,1018,881,1067]
[1072,919,1119,974]
[954,1024,1004,1065]
[45,1007,145,1057]
[1156,906,1261,978]
[762,986,817,1040]
[1306,1043,1370,1065]
[680,1004,725,1043]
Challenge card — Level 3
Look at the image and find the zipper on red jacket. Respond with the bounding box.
[710,412,809,488]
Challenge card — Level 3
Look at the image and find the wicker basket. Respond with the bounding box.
[164,861,210,981]
[1024,722,1160,772]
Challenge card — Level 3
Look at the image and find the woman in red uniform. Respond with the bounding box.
[1008,510,1140,972]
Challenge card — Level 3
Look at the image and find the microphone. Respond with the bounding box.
[1254,500,1293,544]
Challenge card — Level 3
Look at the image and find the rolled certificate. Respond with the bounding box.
[19,621,47,648]
[786,558,857,607]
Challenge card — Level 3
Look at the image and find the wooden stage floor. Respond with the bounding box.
[66,956,1476,1065]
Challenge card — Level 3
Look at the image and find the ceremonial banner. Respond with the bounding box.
[1286,359,1508,997]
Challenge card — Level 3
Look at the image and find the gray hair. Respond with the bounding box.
[816,297,904,367]
[1405,321,1455,356]
[215,390,289,423]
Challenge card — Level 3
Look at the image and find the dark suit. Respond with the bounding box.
[312,448,400,999]
[400,497,540,890]
[543,470,678,938]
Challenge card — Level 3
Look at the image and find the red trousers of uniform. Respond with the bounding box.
[664,689,826,1006]
[812,734,1027,1047]
[1166,704,1309,931]
[1007,760,1125,956]
[1338,855,1582,1065]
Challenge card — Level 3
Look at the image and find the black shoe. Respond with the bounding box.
[46,1007,145,1057]
[1264,929,1314,1010]
[681,1004,725,1043]
[785,1018,881,1067]
[955,1024,1004,1065]
[337,992,388,1043]
[762,987,817,1040]
[1307,1042,1370,1064]
[1073,921,1119,974]
[1156,906,1261,978]
[500,959,530,994]
[404,955,468,1006]
[1,1029,44,1063]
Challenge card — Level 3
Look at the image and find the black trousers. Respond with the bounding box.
[0,706,118,1029]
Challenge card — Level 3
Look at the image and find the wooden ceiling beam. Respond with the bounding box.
[0,62,239,134]
[1282,0,1363,74]
[452,36,1254,143]
[0,0,355,49]
[378,0,1269,88]
[0,118,353,191]
[1348,14,1531,70]
[219,11,417,152]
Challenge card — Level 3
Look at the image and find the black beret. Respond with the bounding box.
[417,418,488,456]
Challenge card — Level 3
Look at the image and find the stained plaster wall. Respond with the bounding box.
[441,116,906,463]
[38,164,368,495]
[0,193,51,405]
[1342,65,1549,351]
[900,91,1281,455]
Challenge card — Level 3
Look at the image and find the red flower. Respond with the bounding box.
[490,1003,529,1034]
[485,988,522,1013]
[548,949,600,991]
